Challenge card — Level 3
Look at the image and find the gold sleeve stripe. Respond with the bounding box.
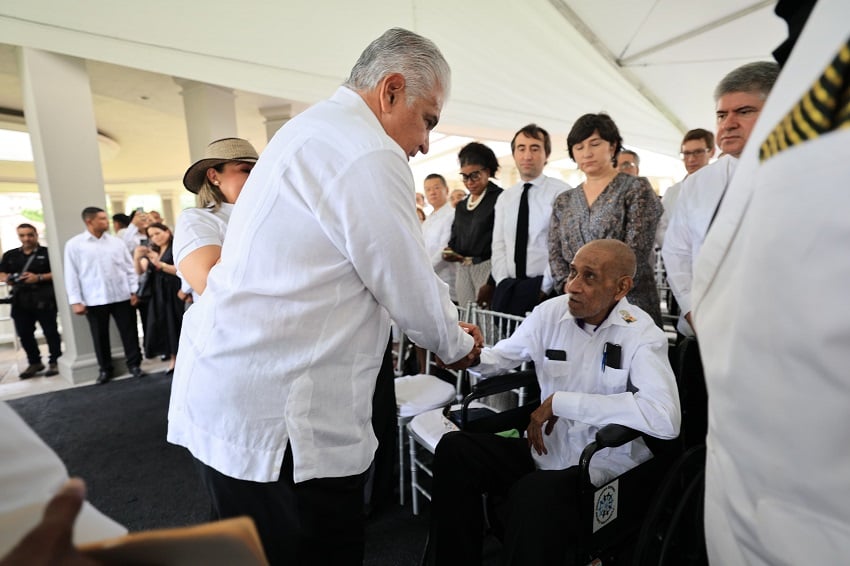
[760,37,850,162]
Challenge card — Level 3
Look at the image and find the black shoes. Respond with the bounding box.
[19,362,45,379]
[95,366,144,384]
[96,368,114,385]
[45,362,59,377]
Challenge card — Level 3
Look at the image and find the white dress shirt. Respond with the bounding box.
[121,223,145,255]
[661,155,737,335]
[491,174,570,293]
[474,295,680,486]
[421,203,457,302]
[173,204,233,267]
[63,230,138,306]
[654,179,683,248]
[173,203,233,301]
[168,86,473,484]
[694,3,850,563]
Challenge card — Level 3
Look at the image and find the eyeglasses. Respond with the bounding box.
[680,148,712,159]
[617,161,637,171]
[460,169,486,183]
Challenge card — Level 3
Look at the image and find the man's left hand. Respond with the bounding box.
[526,394,558,456]
[129,293,139,307]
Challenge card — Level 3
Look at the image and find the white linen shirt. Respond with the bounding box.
[474,295,680,486]
[173,203,233,267]
[63,231,138,306]
[168,86,474,484]
[661,155,737,335]
[121,223,144,255]
[173,203,233,301]
[694,3,850,562]
[654,179,683,248]
[421,203,457,302]
[491,174,570,293]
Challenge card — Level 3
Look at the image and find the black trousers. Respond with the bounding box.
[195,444,368,566]
[364,333,397,514]
[84,300,141,371]
[431,431,580,566]
[11,305,61,364]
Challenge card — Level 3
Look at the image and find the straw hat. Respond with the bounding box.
[182,138,259,193]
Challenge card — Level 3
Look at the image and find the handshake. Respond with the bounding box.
[436,322,484,370]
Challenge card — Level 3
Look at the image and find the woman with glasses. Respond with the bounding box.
[548,113,663,326]
[443,142,503,308]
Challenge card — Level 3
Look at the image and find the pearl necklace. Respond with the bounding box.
[466,187,488,211]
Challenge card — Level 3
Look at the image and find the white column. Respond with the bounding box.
[18,47,108,384]
[109,192,127,219]
[259,104,294,141]
[175,79,238,162]
[158,189,182,228]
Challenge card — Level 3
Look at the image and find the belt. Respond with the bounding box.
[461,256,487,266]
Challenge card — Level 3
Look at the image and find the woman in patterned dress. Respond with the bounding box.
[548,113,663,326]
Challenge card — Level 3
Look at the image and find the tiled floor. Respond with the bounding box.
[0,339,169,402]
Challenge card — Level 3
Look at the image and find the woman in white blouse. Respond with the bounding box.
[173,138,259,296]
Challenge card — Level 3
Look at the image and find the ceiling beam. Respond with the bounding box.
[619,1,775,66]
[547,0,689,133]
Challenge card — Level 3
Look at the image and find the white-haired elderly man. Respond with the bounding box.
[168,28,482,565]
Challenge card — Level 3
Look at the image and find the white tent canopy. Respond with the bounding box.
[0,0,787,187]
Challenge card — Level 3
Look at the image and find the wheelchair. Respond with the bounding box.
[437,369,677,565]
[432,331,709,566]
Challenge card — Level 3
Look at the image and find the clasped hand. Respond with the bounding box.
[435,322,483,370]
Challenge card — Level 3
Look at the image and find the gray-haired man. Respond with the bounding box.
[168,28,481,565]
[662,61,779,336]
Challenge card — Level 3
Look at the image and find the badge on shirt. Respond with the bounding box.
[545,349,567,361]
[619,309,637,323]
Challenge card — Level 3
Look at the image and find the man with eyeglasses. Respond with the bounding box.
[655,129,716,248]
[662,62,778,338]
[616,148,641,176]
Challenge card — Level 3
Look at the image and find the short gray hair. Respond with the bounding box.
[714,61,780,102]
[344,28,451,103]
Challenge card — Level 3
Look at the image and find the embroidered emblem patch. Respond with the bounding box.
[619,309,637,323]
[593,479,619,533]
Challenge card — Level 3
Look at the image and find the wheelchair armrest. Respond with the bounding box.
[578,424,643,485]
[466,369,537,401]
[595,424,642,449]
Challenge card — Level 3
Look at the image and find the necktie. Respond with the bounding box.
[514,182,532,279]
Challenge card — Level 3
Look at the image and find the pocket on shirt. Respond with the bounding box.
[541,359,571,381]
[599,367,629,394]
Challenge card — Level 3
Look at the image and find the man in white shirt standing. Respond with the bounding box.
[654,128,715,249]
[661,61,779,336]
[168,28,481,566]
[64,207,143,384]
[421,173,457,302]
[491,124,570,315]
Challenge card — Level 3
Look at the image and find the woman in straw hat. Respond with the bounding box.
[173,138,259,297]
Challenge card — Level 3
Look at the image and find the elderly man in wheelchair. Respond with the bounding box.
[429,239,681,565]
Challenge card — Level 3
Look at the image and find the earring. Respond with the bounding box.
[214,181,220,186]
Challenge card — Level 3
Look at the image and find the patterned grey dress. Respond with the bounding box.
[548,173,663,326]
